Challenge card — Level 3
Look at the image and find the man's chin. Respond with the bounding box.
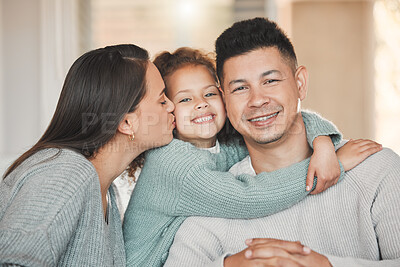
[249,132,285,145]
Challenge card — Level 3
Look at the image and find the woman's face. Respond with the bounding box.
[166,65,226,148]
[133,62,175,150]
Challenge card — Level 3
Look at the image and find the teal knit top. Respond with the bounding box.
[0,149,126,266]
[123,111,343,267]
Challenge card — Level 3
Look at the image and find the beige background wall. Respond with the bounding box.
[1,0,399,175]
[278,0,375,140]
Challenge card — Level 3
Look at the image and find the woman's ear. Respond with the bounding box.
[118,112,139,136]
[295,66,308,101]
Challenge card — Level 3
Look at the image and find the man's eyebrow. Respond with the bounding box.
[260,70,282,78]
[228,70,282,86]
[228,79,246,86]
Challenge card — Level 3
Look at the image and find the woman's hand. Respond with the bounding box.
[307,136,341,195]
[337,139,382,171]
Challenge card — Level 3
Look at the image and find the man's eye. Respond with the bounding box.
[205,93,217,97]
[160,100,167,105]
[263,79,280,85]
[232,86,246,93]
[179,98,191,103]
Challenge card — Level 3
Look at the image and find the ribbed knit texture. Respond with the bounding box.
[0,149,126,266]
[123,110,342,267]
[165,146,400,267]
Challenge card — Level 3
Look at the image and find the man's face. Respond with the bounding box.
[221,47,307,146]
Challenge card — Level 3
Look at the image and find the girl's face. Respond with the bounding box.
[166,65,226,148]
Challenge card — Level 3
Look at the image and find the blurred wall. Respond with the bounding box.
[0,0,42,172]
[277,0,375,140]
[0,0,3,163]
[0,0,84,174]
[1,0,397,175]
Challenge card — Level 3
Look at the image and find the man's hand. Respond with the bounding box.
[307,136,341,194]
[224,238,332,267]
[224,238,315,267]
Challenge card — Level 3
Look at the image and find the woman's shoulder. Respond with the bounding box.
[0,149,99,237]
[2,148,98,202]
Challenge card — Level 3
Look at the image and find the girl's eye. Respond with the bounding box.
[205,93,217,97]
[161,100,167,105]
[179,98,191,103]
[232,86,247,93]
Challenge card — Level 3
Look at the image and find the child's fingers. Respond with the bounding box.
[310,179,326,195]
[351,139,381,148]
[360,145,383,158]
[305,167,315,192]
[351,138,368,144]
[358,142,382,153]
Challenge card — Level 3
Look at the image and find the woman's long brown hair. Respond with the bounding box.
[3,44,149,179]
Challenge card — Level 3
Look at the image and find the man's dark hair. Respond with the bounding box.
[215,17,298,85]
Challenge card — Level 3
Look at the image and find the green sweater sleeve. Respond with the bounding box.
[141,137,344,219]
[136,110,343,218]
[301,110,342,148]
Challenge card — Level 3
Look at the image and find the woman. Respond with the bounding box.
[0,44,174,266]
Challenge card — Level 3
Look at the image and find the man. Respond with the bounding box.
[164,18,400,267]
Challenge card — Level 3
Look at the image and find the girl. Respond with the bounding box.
[123,47,381,266]
[0,44,175,266]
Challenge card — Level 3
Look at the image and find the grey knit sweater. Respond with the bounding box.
[0,149,126,266]
[165,146,400,267]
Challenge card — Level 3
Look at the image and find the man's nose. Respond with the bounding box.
[247,87,270,108]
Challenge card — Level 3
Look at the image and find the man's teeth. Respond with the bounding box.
[193,115,213,123]
[250,112,278,122]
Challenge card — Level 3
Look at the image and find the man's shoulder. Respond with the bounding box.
[351,147,400,173]
[181,215,230,233]
[228,155,254,176]
[344,147,400,194]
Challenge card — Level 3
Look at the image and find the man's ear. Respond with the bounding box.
[295,66,308,101]
[118,112,139,136]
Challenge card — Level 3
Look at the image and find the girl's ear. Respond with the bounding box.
[295,65,308,101]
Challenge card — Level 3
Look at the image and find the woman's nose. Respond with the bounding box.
[165,97,175,112]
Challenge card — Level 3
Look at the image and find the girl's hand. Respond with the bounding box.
[337,139,382,171]
[307,136,341,195]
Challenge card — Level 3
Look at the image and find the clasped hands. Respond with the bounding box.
[224,238,332,267]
